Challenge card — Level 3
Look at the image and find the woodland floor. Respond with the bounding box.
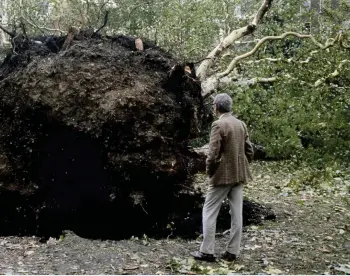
[0,161,349,275]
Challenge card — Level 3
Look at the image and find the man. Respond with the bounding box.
[191,93,254,262]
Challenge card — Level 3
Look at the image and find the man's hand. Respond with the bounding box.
[242,122,254,162]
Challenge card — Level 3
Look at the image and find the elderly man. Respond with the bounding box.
[191,93,254,262]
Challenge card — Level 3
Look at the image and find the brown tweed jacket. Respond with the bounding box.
[206,113,253,185]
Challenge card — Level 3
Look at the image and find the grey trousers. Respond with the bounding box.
[199,183,243,255]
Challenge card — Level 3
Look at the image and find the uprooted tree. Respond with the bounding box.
[0,0,348,239]
[0,30,217,237]
[0,0,281,239]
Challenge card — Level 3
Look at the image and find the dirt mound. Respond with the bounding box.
[0,31,274,239]
[0,31,212,238]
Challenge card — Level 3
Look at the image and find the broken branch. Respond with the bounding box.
[94,10,110,35]
[61,26,80,51]
[218,32,341,78]
[196,0,274,81]
[19,19,28,39]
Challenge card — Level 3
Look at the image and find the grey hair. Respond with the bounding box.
[213,93,232,113]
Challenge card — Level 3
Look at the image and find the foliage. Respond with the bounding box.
[1,0,247,61]
[224,0,350,165]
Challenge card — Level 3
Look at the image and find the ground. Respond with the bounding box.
[0,161,349,275]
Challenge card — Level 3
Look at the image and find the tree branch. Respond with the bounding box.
[218,32,341,79]
[339,32,350,49]
[241,59,349,89]
[245,77,277,85]
[314,60,350,87]
[245,57,285,64]
[201,32,342,98]
[94,10,109,35]
[245,50,320,65]
[203,55,349,94]
[225,76,278,87]
[19,18,28,39]
[218,59,349,92]
[21,17,65,35]
[196,0,273,81]
[91,0,110,27]
[0,24,15,38]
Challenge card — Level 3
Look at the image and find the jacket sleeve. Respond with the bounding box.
[242,122,254,162]
[206,121,222,176]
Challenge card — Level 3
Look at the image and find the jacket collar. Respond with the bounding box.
[219,113,232,120]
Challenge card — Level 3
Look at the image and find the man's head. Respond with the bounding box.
[213,93,232,117]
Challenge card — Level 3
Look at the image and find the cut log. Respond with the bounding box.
[61,26,79,51]
[135,38,144,51]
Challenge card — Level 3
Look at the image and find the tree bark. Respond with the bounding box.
[0,30,6,47]
[61,26,80,51]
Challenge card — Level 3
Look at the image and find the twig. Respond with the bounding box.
[19,18,27,39]
[94,10,109,35]
[86,0,91,25]
[176,184,196,192]
[21,17,65,35]
[91,0,111,26]
[0,24,15,38]
[187,47,202,56]
[140,203,148,215]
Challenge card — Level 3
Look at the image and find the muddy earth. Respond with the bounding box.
[0,31,212,239]
[0,32,275,242]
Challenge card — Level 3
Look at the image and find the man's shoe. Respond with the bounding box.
[190,251,216,262]
[220,251,237,262]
